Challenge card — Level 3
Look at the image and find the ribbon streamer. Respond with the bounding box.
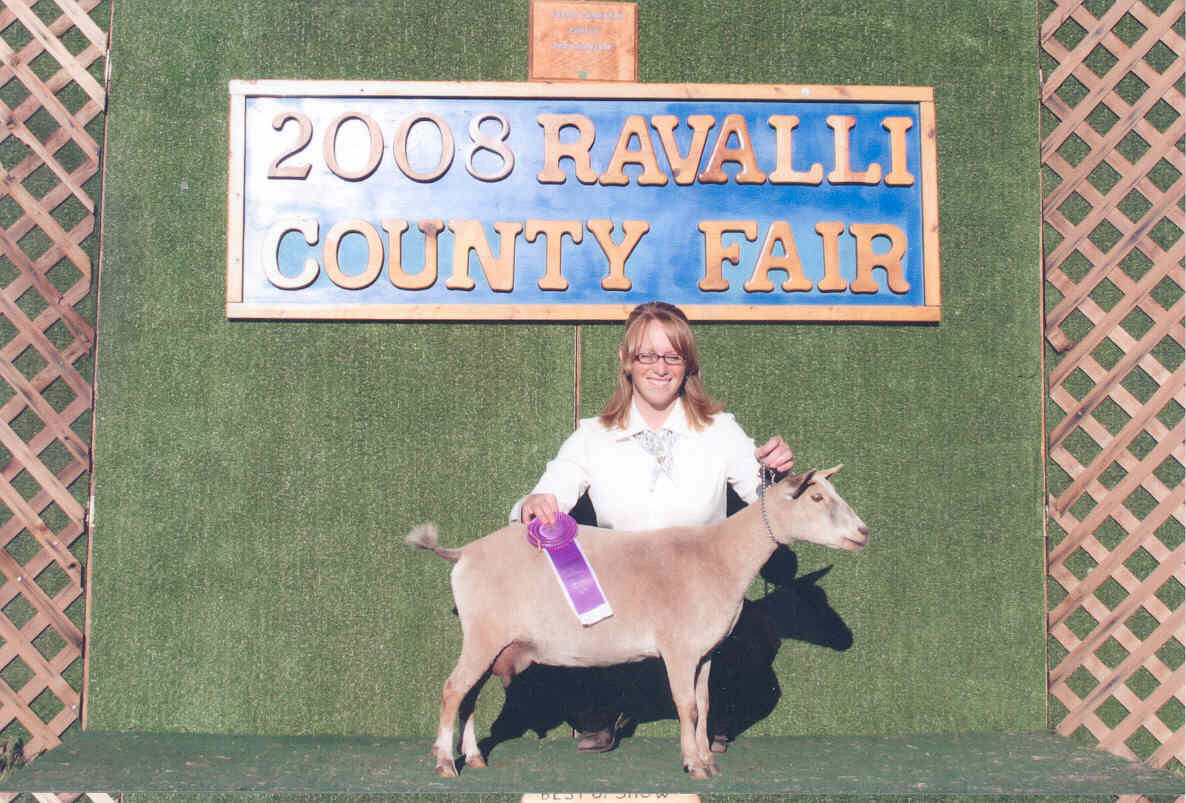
[526,513,613,626]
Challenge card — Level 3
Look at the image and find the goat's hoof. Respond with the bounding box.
[464,752,487,769]
[706,758,722,776]
[434,758,459,778]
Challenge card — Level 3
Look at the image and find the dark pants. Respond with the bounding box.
[568,600,781,738]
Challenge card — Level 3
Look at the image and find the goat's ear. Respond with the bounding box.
[800,565,832,585]
[787,469,817,498]
[821,463,844,479]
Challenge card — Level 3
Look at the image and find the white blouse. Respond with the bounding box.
[510,398,762,531]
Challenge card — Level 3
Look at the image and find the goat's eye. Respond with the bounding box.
[811,493,824,502]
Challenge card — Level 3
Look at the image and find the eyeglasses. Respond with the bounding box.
[635,352,684,365]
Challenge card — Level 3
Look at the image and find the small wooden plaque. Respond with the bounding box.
[529,0,638,82]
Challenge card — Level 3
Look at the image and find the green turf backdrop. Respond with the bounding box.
[88,0,1046,740]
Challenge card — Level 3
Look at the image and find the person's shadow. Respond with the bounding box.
[479,491,854,754]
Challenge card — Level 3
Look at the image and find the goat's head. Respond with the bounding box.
[765,465,869,552]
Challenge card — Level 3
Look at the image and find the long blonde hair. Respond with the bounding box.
[598,302,724,431]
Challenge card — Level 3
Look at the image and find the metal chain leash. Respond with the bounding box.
[758,464,778,599]
[758,464,778,546]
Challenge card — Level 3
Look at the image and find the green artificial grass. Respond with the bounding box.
[3,731,1184,796]
[88,0,1047,745]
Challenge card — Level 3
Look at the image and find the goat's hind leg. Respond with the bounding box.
[458,678,487,769]
[433,642,496,777]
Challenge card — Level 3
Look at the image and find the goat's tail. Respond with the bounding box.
[405,522,463,563]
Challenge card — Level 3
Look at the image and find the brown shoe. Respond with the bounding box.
[710,733,729,754]
[576,727,616,753]
[575,713,631,753]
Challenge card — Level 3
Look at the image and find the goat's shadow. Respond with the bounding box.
[480,491,854,755]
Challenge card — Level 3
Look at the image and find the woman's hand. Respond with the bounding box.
[521,493,560,525]
[755,435,795,474]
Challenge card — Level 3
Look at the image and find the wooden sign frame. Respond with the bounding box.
[227,80,940,322]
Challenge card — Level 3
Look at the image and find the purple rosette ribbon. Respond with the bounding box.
[526,512,613,626]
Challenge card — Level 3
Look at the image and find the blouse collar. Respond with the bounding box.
[618,396,692,439]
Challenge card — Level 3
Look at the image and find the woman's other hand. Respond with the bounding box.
[755,436,794,474]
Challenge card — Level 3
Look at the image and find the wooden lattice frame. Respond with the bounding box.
[1040,0,1185,778]
[0,0,106,761]
[0,0,1178,797]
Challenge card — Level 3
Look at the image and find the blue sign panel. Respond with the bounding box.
[227,81,939,321]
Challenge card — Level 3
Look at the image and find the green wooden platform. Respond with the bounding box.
[0,731,1180,797]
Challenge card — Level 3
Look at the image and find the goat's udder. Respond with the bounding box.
[491,641,534,687]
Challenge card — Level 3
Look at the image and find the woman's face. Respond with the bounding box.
[626,322,687,420]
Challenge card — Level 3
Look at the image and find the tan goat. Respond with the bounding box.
[406,466,869,778]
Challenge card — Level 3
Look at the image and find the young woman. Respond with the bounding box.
[511,301,794,752]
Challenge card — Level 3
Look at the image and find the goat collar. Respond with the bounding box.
[759,469,815,545]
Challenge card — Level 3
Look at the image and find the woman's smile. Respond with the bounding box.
[628,323,687,426]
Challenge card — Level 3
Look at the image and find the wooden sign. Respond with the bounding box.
[226,81,940,322]
[529,1,638,82]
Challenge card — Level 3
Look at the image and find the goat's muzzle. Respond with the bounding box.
[842,524,870,551]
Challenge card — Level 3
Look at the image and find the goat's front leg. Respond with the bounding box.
[662,657,712,779]
[694,656,720,775]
